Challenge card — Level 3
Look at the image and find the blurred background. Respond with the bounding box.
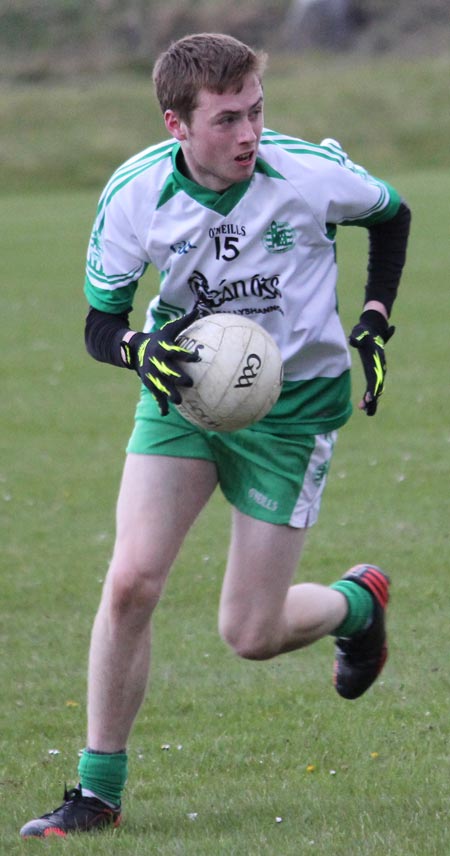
[1,0,450,79]
[1,0,449,194]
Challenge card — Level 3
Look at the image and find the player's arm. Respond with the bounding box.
[84,306,200,416]
[83,185,201,414]
[85,305,133,367]
[349,200,411,415]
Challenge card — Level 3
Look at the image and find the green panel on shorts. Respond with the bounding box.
[210,427,317,524]
[126,386,337,526]
[127,387,215,461]
[128,372,351,451]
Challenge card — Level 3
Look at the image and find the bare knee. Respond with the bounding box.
[219,618,277,661]
[104,557,167,626]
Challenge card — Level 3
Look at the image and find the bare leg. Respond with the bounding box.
[87,453,218,751]
[218,509,347,659]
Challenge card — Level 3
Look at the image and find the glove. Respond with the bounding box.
[122,309,199,416]
[349,309,395,416]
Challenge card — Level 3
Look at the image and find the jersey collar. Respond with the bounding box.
[156,144,281,216]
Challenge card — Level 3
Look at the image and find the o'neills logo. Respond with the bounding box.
[234,353,262,388]
[248,488,278,511]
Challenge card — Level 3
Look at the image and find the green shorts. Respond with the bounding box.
[127,389,338,528]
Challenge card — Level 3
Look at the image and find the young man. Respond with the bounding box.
[21,33,410,838]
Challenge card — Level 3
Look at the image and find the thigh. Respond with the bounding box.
[219,508,306,629]
[114,453,218,579]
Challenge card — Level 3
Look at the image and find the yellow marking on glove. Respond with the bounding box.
[149,356,182,378]
[159,340,191,355]
[373,352,384,396]
[122,342,132,367]
[137,338,151,366]
[145,373,171,395]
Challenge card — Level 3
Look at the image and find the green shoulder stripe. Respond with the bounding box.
[261,129,345,165]
[342,180,402,226]
[97,141,175,215]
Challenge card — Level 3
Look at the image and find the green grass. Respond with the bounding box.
[1,172,449,855]
[1,53,449,193]
[1,56,450,853]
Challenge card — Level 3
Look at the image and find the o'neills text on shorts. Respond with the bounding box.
[248,488,278,512]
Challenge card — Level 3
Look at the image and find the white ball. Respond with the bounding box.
[175,313,283,432]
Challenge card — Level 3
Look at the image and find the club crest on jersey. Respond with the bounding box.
[262,220,296,254]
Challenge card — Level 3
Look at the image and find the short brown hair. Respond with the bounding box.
[153,33,267,123]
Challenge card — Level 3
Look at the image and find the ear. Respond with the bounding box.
[164,110,188,141]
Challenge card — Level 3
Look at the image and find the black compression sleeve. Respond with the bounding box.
[84,306,132,368]
[364,200,411,315]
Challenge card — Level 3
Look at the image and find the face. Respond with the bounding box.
[164,73,264,192]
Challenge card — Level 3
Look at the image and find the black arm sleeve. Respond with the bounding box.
[364,200,411,315]
[84,306,133,368]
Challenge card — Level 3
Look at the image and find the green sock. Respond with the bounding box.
[78,748,128,806]
[330,580,374,637]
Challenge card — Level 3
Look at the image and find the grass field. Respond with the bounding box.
[1,53,450,854]
[1,53,450,192]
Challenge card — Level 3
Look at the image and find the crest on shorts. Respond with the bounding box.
[313,461,330,485]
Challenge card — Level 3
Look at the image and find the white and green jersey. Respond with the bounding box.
[85,131,401,434]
